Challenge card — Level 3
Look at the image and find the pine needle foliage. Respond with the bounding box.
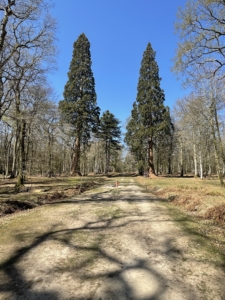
[125,42,172,175]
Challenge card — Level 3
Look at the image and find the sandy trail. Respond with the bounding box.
[0,177,224,300]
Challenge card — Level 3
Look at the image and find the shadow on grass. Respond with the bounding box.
[164,206,225,268]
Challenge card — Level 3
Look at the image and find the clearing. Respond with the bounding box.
[0,177,224,299]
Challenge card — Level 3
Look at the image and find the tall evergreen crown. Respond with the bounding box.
[61,33,99,136]
[64,33,96,103]
[137,42,166,135]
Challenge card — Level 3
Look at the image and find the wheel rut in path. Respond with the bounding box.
[0,177,224,299]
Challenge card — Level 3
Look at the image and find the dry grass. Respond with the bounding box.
[135,175,225,257]
[0,175,106,217]
[135,176,225,227]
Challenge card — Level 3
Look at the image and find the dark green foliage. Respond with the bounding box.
[136,42,167,136]
[59,33,100,175]
[96,110,121,174]
[125,104,146,175]
[60,33,100,138]
[97,110,121,149]
[125,42,173,175]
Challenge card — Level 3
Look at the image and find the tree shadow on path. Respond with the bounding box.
[0,183,223,299]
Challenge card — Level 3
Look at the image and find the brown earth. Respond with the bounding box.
[0,177,224,299]
[0,179,102,217]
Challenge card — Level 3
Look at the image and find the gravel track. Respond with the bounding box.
[0,177,224,300]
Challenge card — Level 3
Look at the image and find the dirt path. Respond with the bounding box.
[0,177,224,300]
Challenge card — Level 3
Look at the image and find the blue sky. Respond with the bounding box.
[49,0,188,127]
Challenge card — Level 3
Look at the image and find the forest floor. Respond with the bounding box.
[0,176,105,217]
[0,176,225,299]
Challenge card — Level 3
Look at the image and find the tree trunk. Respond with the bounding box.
[0,75,4,120]
[148,137,156,176]
[71,135,81,176]
[167,137,173,175]
[180,141,184,177]
[199,150,203,179]
[210,98,224,186]
[193,143,198,176]
[16,119,26,186]
[168,156,172,175]
[12,121,20,176]
[4,141,9,178]
[104,141,111,175]
[29,142,34,176]
[156,151,159,176]
[104,141,108,174]
[107,144,110,173]
[47,129,53,177]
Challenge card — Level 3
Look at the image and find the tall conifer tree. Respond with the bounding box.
[125,42,171,176]
[59,33,99,175]
[96,110,121,174]
[125,103,146,175]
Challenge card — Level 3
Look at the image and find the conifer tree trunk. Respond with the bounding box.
[156,157,159,176]
[148,137,156,176]
[168,157,172,175]
[167,136,173,175]
[71,136,81,176]
[104,141,111,174]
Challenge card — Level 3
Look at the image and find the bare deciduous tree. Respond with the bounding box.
[173,0,225,82]
[0,0,57,119]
